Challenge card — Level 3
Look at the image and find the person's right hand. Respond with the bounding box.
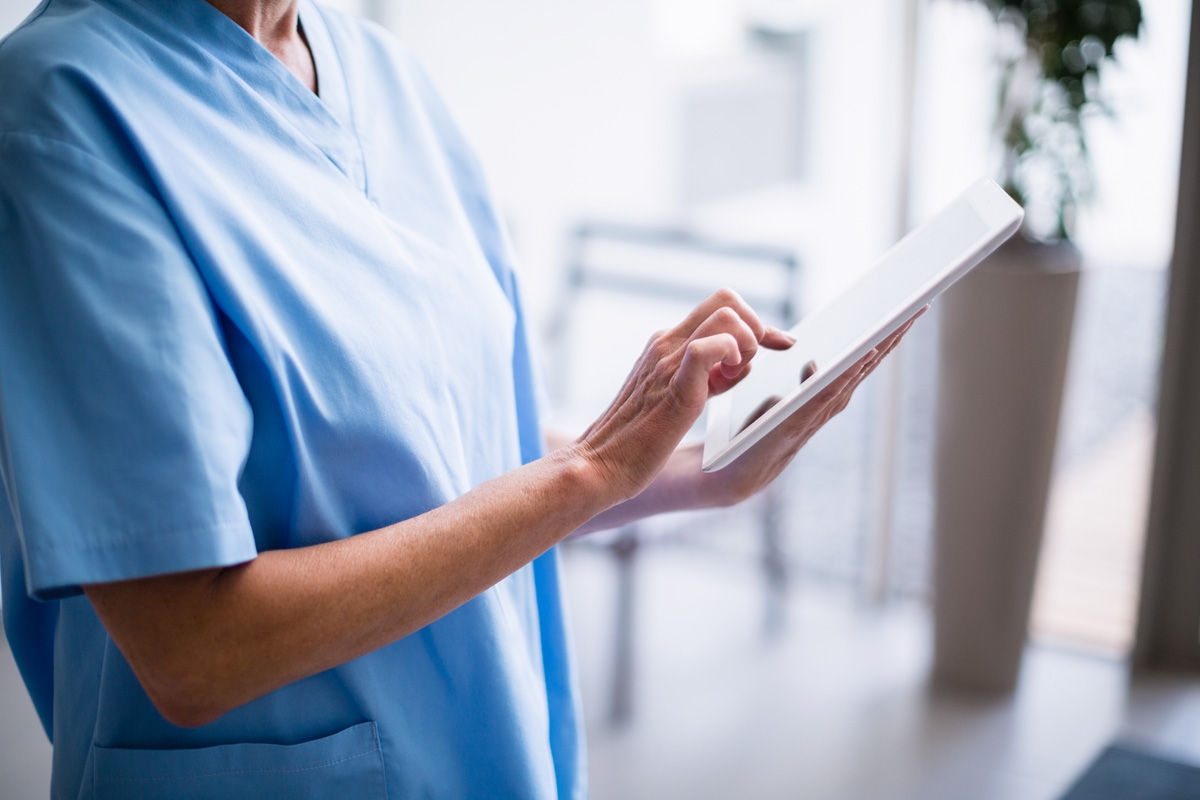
[573,288,794,504]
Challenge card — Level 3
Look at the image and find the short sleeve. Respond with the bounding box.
[0,132,258,600]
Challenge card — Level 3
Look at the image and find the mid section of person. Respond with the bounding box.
[0,0,912,797]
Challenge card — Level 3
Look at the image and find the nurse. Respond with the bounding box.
[0,0,911,797]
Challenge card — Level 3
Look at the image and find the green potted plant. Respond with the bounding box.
[933,0,1143,692]
[988,0,1144,241]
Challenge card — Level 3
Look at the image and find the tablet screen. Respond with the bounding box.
[727,198,993,438]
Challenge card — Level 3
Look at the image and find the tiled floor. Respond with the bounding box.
[563,546,1200,800]
[1031,412,1156,653]
[1027,266,1167,655]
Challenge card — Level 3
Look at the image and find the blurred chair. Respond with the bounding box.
[546,219,802,725]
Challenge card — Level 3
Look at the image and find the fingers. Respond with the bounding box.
[808,311,925,413]
[578,292,809,503]
[813,347,877,405]
[673,288,796,353]
[856,315,921,381]
[692,306,759,378]
[761,325,797,351]
[708,359,752,396]
[736,306,928,466]
[676,289,762,339]
[673,333,742,407]
[673,291,798,399]
[877,310,924,354]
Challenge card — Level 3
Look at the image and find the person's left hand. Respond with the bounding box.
[692,309,925,508]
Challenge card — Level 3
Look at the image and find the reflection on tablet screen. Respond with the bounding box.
[734,359,819,434]
[737,395,782,435]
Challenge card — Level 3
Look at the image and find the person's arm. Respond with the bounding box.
[84,289,786,728]
[86,448,606,729]
[560,310,922,535]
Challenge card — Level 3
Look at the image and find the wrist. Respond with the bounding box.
[658,442,728,511]
[550,440,628,517]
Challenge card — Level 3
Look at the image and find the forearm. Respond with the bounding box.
[86,445,610,727]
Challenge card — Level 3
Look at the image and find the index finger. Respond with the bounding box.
[672,288,767,345]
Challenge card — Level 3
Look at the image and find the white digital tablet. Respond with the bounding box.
[701,178,1024,472]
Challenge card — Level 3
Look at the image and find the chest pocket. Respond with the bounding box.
[90,721,385,799]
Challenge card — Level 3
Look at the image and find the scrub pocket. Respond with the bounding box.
[91,720,386,800]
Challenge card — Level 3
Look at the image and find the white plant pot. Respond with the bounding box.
[932,236,1081,692]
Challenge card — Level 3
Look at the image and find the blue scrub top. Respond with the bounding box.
[0,0,584,797]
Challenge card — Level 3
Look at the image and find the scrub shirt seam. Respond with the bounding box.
[0,130,168,211]
[126,0,333,125]
[202,65,358,188]
[310,2,369,196]
[32,517,254,553]
[97,746,380,784]
[184,0,371,196]
[0,130,114,165]
[117,1,360,189]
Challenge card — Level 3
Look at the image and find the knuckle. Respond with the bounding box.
[713,306,739,326]
[645,329,671,357]
[712,287,741,306]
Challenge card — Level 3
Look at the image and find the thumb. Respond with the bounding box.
[673,333,741,408]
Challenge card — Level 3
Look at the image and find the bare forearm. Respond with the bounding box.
[86,445,609,727]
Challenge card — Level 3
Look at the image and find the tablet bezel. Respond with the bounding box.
[701,178,1023,472]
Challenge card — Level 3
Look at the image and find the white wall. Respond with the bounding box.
[0,0,38,34]
[381,0,676,321]
[385,0,914,322]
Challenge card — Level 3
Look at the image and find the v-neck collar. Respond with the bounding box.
[297,0,352,138]
[116,0,366,192]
